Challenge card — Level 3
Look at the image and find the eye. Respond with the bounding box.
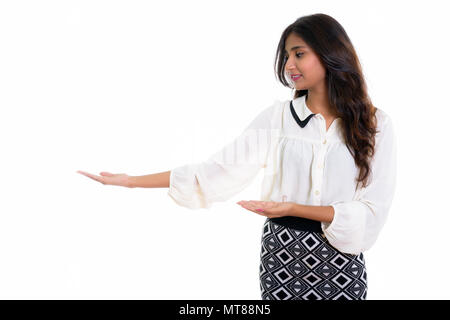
[283,52,303,61]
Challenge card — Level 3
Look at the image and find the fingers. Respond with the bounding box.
[76,170,106,184]
[100,172,114,177]
[237,200,285,218]
[238,200,265,215]
[239,200,266,209]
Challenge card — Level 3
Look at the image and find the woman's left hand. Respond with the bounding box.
[236,200,293,218]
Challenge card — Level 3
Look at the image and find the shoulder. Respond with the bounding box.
[244,99,284,130]
[255,98,285,121]
[373,107,396,146]
[264,98,285,113]
[374,106,394,132]
[255,98,284,115]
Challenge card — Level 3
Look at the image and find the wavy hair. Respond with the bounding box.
[274,13,379,189]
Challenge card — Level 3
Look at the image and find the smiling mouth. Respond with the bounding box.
[291,74,302,81]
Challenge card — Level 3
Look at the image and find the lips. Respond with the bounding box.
[290,74,302,80]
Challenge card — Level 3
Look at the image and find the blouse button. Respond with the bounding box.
[315,190,320,196]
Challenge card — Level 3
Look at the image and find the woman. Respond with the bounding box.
[77,13,397,300]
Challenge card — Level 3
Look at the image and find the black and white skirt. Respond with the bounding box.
[259,217,368,300]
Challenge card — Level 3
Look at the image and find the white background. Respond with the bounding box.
[0,0,448,299]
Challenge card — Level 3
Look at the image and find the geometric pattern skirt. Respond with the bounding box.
[260,218,368,300]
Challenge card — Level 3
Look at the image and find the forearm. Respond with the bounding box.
[128,170,171,188]
[289,203,335,223]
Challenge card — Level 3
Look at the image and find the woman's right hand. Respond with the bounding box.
[76,170,132,188]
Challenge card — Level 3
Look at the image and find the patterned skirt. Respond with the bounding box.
[259,217,368,300]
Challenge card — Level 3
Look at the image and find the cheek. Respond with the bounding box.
[301,59,325,79]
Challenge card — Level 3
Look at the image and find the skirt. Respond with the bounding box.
[259,217,368,300]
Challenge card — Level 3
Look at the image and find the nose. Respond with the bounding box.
[285,55,296,66]
[285,61,297,73]
[285,65,298,74]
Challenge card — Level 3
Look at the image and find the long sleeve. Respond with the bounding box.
[321,113,397,255]
[168,100,281,209]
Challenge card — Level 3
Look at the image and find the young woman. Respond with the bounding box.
[77,13,397,300]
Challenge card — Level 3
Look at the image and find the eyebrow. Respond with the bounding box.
[284,45,307,53]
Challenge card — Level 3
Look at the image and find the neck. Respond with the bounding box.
[305,90,336,117]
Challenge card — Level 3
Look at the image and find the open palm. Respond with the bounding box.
[237,200,293,218]
[76,170,131,188]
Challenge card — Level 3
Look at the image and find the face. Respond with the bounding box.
[284,33,327,91]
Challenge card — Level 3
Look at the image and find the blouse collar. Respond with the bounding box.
[290,95,316,128]
[290,95,341,128]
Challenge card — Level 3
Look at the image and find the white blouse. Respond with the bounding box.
[167,95,397,255]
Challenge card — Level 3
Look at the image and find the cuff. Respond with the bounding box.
[320,201,366,255]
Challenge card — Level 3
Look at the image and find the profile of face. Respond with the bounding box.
[284,33,327,91]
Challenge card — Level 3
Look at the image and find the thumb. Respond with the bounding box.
[100,172,114,177]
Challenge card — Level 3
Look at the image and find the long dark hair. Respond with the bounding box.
[274,13,378,189]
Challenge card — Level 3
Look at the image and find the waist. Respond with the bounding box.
[269,216,322,233]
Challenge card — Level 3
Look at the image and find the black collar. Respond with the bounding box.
[290,100,316,128]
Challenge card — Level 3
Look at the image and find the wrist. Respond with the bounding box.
[287,202,298,216]
[126,175,135,188]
